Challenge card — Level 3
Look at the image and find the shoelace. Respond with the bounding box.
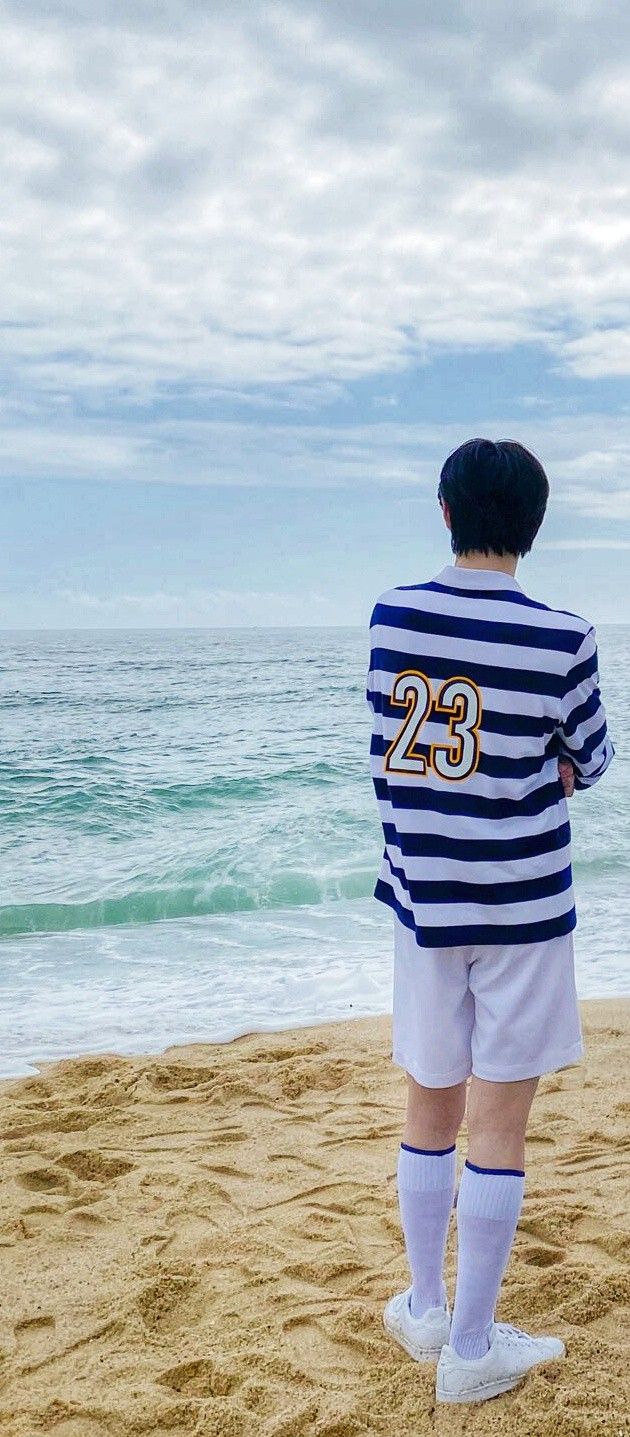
[498,1323,532,1346]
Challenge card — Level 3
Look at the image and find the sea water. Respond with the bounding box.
[0,626,628,1077]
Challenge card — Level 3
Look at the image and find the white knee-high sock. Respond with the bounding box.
[397,1142,457,1318]
[450,1159,526,1359]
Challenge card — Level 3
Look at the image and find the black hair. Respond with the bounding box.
[437,438,549,557]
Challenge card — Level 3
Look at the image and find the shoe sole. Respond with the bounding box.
[382,1310,444,1363]
[436,1348,565,1404]
[436,1374,525,1403]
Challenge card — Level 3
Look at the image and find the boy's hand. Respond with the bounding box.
[559,759,575,798]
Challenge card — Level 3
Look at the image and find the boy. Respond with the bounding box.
[366,437,614,1404]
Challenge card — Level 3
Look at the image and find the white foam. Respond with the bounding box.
[0,891,627,1079]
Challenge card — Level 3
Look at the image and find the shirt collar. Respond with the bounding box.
[434,563,524,593]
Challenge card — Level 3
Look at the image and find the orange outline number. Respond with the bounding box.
[430,676,483,782]
[384,671,483,782]
[384,670,432,775]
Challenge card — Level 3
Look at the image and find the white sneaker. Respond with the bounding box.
[436,1321,565,1403]
[383,1286,451,1362]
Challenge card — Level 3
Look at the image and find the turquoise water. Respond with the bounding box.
[0,626,628,1076]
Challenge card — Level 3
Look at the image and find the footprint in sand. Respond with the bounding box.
[283,1312,361,1379]
[135,1271,199,1332]
[158,1355,239,1397]
[328,1303,384,1359]
[57,1150,134,1182]
[291,1210,343,1241]
[17,1201,70,1238]
[557,1282,613,1326]
[14,1312,56,1356]
[66,1206,107,1230]
[146,1063,217,1092]
[16,1165,73,1196]
[518,1198,587,1245]
[159,1355,323,1435]
[179,1175,238,1213]
[520,1242,564,1268]
[277,1058,356,1101]
[587,1228,630,1261]
[285,1255,366,1293]
[9,1111,98,1140]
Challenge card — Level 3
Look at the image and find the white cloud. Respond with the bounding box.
[557,330,630,379]
[1,406,630,519]
[2,0,630,418]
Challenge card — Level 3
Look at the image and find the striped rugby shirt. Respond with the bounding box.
[367,563,615,948]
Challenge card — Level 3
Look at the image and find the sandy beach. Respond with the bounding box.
[0,1000,628,1437]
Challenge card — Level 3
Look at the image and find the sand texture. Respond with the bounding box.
[0,1000,628,1436]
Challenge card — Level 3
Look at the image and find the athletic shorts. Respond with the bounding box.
[392,914,584,1088]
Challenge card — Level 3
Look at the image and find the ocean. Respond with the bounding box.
[0,625,628,1078]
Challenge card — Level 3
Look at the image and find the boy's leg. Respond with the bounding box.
[389,918,472,1326]
[404,1072,467,1151]
[445,929,581,1359]
[449,1075,538,1357]
[466,1073,538,1171]
[398,1076,467,1316]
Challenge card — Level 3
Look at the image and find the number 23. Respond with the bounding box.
[384,670,482,782]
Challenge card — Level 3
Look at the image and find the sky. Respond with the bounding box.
[2,0,630,628]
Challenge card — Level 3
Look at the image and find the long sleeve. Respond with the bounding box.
[366,679,375,712]
[366,605,379,713]
[557,626,615,790]
[366,651,374,712]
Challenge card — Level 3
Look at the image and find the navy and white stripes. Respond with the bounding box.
[367,564,614,948]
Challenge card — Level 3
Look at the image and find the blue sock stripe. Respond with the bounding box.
[401,1141,457,1157]
[465,1159,525,1178]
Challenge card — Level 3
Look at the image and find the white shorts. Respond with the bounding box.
[392,915,584,1088]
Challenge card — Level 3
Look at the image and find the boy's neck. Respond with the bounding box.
[453,551,518,577]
